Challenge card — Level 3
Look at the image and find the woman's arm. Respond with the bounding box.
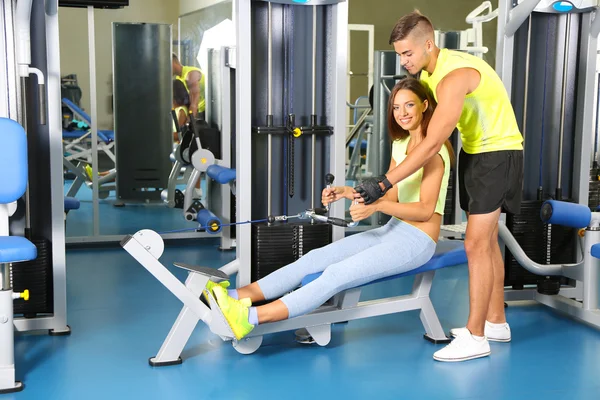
[351,153,445,222]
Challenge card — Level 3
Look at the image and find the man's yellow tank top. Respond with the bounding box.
[181,66,206,113]
[419,48,523,154]
[391,136,451,215]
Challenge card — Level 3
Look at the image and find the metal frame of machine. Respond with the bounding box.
[495,0,600,323]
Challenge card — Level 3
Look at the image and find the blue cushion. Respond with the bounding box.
[62,128,113,144]
[591,243,600,259]
[62,99,114,144]
[301,239,466,287]
[64,197,80,211]
[349,139,368,150]
[0,118,28,203]
[0,237,37,263]
[207,165,236,184]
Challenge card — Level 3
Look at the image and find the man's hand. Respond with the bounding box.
[355,175,392,205]
[350,201,378,222]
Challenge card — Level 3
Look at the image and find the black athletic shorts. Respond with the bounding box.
[458,149,524,215]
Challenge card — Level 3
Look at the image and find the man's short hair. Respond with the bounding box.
[172,52,179,62]
[388,10,434,44]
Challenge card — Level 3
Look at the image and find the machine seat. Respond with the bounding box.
[301,240,466,287]
[591,243,600,259]
[0,237,37,263]
[207,165,236,184]
[64,197,80,211]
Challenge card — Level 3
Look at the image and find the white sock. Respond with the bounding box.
[471,334,485,341]
[486,321,507,328]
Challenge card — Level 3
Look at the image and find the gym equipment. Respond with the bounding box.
[62,98,116,166]
[0,0,70,337]
[494,0,600,322]
[112,22,173,203]
[0,118,37,394]
[123,230,465,363]
[435,1,498,58]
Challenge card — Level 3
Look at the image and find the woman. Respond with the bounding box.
[209,77,456,340]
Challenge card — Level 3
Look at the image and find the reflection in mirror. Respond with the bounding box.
[60,1,232,244]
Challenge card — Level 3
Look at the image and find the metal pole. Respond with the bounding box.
[556,14,571,200]
[522,16,532,140]
[311,5,317,210]
[267,1,273,218]
[88,6,99,235]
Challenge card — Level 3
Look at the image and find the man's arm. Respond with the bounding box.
[186,70,202,117]
[386,70,470,185]
[355,69,475,204]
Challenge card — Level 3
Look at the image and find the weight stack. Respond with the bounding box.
[443,169,455,225]
[504,200,547,289]
[251,221,332,282]
[11,238,53,317]
[589,167,600,209]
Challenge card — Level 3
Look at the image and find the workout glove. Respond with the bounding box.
[355,175,392,205]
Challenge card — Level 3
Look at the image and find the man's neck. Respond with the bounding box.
[424,47,441,75]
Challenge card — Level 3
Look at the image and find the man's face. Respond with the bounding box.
[393,36,429,75]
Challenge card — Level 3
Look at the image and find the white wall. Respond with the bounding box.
[58,0,179,130]
[180,0,225,16]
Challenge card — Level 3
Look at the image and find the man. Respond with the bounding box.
[172,53,206,120]
[354,11,524,362]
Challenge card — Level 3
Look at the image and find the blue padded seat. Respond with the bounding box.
[591,243,600,259]
[0,237,37,263]
[207,165,236,184]
[349,139,368,150]
[301,239,466,287]
[62,98,114,143]
[62,128,114,144]
[64,197,80,211]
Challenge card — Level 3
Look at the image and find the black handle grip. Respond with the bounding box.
[325,173,334,185]
[314,208,328,215]
[327,217,349,227]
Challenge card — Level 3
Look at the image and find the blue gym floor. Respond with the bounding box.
[11,180,597,399]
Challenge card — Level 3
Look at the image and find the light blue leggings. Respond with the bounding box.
[256,217,437,318]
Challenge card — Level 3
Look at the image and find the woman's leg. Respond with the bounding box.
[211,220,436,340]
[232,221,399,303]
[261,221,436,321]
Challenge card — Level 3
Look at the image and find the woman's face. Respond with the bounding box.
[392,89,428,132]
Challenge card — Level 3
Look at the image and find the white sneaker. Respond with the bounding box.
[449,321,511,343]
[433,330,490,362]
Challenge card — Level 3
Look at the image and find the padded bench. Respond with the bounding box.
[301,239,467,287]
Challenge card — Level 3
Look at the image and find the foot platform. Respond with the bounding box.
[173,263,230,281]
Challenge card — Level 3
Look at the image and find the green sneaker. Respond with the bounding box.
[202,280,230,304]
[212,285,255,340]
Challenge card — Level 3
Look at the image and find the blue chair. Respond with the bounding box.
[0,118,37,394]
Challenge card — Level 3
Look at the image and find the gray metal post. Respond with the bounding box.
[573,12,599,205]
[235,0,253,287]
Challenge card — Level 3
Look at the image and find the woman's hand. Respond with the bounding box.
[350,201,379,222]
[322,186,347,207]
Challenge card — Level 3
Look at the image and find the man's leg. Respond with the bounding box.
[464,208,501,336]
[433,209,499,362]
[486,222,506,324]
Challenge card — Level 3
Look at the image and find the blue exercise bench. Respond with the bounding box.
[61,98,115,165]
[122,229,467,362]
[0,118,37,394]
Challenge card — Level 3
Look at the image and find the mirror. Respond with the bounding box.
[59,1,233,244]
